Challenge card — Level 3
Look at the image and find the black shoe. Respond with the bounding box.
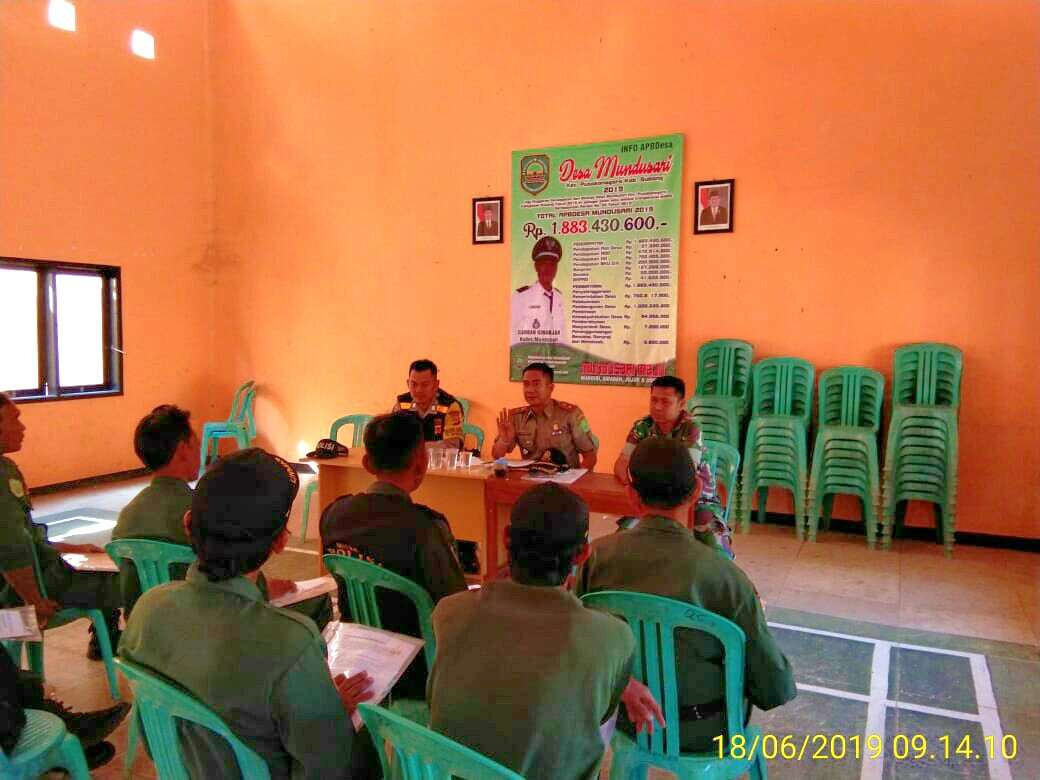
[84,740,117,769]
[38,699,130,748]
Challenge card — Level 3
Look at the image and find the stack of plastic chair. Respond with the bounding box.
[882,343,962,555]
[581,591,766,780]
[198,380,257,477]
[299,414,373,541]
[701,441,741,527]
[806,367,885,545]
[0,709,90,779]
[739,357,815,536]
[686,339,754,450]
[357,703,524,780]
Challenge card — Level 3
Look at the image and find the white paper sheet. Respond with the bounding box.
[61,552,120,573]
[522,467,589,485]
[269,576,337,607]
[322,622,424,731]
[507,459,535,468]
[0,606,42,641]
[600,710,618,746]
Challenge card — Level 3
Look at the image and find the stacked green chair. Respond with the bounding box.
[0,709,90,779]
[299,414,373,541]
[581,591,766,780]
[358,703,524,780]
[806,367,885,545]
[686,339,755,451]
[462,424,485,453]
[2,544,119,702]
[323,554,435,725]
[456,397,472,422]
[117,659,271,779]
[198,380,257,477]
[739,357,814,536]
[881,343,962,555]
[700,441,741,527]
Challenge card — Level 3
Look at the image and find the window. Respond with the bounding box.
[0,258,122,401]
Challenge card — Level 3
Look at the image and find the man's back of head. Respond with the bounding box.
[628,437,699,511]
[363,412,425,486]
[508,483,589,586]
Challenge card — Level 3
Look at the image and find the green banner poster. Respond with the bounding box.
[509,134,683,385]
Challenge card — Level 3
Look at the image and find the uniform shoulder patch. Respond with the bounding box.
[516,285,530,293]
[555,400,576,411]
[438,389,457,404]
[396,392,412,402]
[508,405,529,416]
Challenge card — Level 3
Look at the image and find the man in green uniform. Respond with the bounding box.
[321,412,467,700]
[613,375,733,557]
[429,483,660,780]
[492,362,598,469]
[392,359,464,449]
[579,438,796,752]
[0,392,122,660]
[120,448,380,779]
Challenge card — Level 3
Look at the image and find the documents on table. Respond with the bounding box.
[522,467,588,485]
[322,622,424,730]
[269,576,338,608]
[61,552,120,573]
[0,606,42,641]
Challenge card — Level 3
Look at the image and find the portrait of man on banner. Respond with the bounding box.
[510,235,568,347]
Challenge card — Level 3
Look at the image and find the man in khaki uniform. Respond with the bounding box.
[491,362,597,469]
[120,448,380,779]
[392,359,464,449]
[429,483,659,780]
[578,438,796,752]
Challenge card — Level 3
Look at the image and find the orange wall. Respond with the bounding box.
[0,1,216,486]
[210,0,1040,538]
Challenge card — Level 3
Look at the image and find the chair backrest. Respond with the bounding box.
[581,591,748,760]
[701,441,741,511]
[322,554,437,672]
[462,423,485,453]
[893,342,962,409]
[238,386,258,438]
[456,397,472,423]
[105,539,197,592]
[226,381,255,423]
[116,659,271,780]
[329,414,375,447]
[685,395,741,448]
[357,703,524,780]
[751,357,815,426]
[818,366,885,431]
[695,339,754,402]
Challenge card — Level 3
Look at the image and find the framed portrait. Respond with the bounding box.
[473,197,504,244]
[694,179,734,234]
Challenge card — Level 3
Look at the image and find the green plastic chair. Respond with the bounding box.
[299,414,374,541]
[198,381,257,477]
[686,395,742,450]
[818,367,884,432]
[456,397,472,423]
[750,358,814,428]
[581,591,765,780]
[892,343,962,411]
[701,441,741,526]
[357,703,524,780]
[695,339,754,418]
[105,539,196,592]
[462,423,485,453]
[116,658,271,780]
[2,542,120,701]
[0,709,90,779]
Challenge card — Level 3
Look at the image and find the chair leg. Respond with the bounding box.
[57,731,92,780]
[300,481,317,542]
[751,747,768,780]
[756,487,768,525]
[87,612,121,700]
[27,640,44,677]
[124,705,141,777]
[821,494,836,532]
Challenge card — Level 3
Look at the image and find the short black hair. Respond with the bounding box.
[0,391,11,408]
[190,448,299,581]
[409,359,438,376]
[523,362,554,382]
[651,375,686,399]
[134,405,192,471]
[508,484,588,586]
[364,412,425,473]
[629,438,699,510]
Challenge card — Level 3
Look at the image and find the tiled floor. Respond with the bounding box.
[23,476,1040,778]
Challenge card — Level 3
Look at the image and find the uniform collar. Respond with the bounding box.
[185,562,265,603]
[367,481,412,501]
[481,580,581,609]
[647,410,692,437]
[526,399,555,420]
[151,475,192,491]
[631,514,694,538]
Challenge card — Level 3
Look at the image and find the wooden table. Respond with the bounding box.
[482,471,638,580]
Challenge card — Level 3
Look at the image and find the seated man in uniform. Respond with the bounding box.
[392,359,464,450]
[492,362,597,469]
[579,438,796,752]
[114,405,331,627]
[320,412,467,700]
[429,483,660,780]
[613,375,733,558]
[120,448,379,779]
[0,392,122,660]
